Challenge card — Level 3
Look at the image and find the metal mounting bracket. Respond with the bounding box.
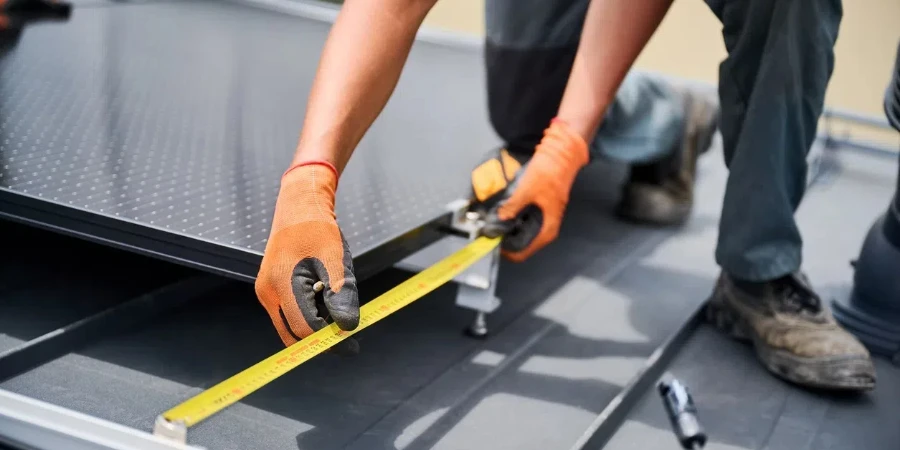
[395,199,503,336]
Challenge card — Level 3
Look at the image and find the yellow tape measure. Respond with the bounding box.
[158,236,500,433]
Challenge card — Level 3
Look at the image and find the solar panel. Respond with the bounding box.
[0,0,500,281]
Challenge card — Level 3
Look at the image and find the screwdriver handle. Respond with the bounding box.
[658,376,707,450]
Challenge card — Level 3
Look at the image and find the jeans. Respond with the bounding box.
[484,0,842,281]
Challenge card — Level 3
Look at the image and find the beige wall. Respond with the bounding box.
[423,0,485,35]
[423,0,900,148]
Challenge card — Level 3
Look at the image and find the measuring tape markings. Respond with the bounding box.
[161,236,500,428]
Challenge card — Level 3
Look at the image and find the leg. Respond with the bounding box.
[705,0,876,391]
[485,0,718,225]
[484,0,591,156]
[710,0,837,280]
[592,72,687,165]
[609,74,720,225]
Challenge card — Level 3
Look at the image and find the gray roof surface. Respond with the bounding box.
[3,141,897,450]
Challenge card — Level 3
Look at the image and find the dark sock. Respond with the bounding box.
[629,162,666,185]
[729,274,786,297]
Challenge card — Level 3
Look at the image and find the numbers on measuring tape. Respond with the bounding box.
[160,237,500,429]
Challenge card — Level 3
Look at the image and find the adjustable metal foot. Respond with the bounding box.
[465,312,489,339]
[456,244,500,340]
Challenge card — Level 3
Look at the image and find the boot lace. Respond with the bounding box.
[774,274,822,316]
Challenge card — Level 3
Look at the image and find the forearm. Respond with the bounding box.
[292,0,437,174]
[557,0,674,142]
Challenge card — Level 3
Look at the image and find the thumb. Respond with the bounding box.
[482,169,544,251]
[487,203,544,253]
[319,235,360,332]
[319,251,360,356]
[481,170,528,239]
[323,278,359,331]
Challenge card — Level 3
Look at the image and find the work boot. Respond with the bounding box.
[616,86,719,225]
[706,271,876,391]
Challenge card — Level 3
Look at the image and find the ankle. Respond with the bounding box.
[728,273,795,295]
[729,275,771,296]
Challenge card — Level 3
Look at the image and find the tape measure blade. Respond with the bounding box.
[162,323,341,425]
[160,236,499,429]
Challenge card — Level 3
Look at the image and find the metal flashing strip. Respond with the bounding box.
[568,302,707,450]
[0,389,205,450]
[823,108,893,130]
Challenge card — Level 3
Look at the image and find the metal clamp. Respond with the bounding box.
[444,199,484,239]
[395,199,503,337]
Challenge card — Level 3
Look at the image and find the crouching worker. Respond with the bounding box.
[256,0,876,392]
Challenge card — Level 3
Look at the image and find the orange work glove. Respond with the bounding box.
[472,119,589,262]
[255,161,359,353]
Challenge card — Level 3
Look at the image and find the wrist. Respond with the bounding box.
[538,119,590,172]
[291,137,344,173]
[552,114,601,146]
[283,160,339,182]
[280,161,340,209]
[272,160,340,227]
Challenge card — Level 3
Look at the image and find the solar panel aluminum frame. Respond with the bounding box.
[0,188,453,283]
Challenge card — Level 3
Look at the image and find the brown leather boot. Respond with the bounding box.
[616,86,719,226]
[706,271,876,391]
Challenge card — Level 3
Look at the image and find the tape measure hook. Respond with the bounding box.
[153,415,188,444]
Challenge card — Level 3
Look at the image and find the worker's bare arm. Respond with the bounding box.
[477,0,675,262]
[557,0,674,142]
[291,0,438,174]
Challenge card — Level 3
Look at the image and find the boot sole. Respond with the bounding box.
[705,296,876,392]
[615,185,691,226]
[615,98,720,226]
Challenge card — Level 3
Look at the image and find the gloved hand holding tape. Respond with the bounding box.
[154,233,500,443]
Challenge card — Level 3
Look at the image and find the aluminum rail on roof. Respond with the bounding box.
[0,388,205,450]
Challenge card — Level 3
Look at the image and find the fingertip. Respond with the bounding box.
[330,307,360,331]
[481,222,506,238]
[324,286,359,331]
[501,249,530,263]
[482,211,512,237]
[275,327,299,348]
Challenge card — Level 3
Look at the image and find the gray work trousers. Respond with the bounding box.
[484,0,842,281]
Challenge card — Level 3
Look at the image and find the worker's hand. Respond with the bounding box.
[255,162,360,354]
[471,119,589,262]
